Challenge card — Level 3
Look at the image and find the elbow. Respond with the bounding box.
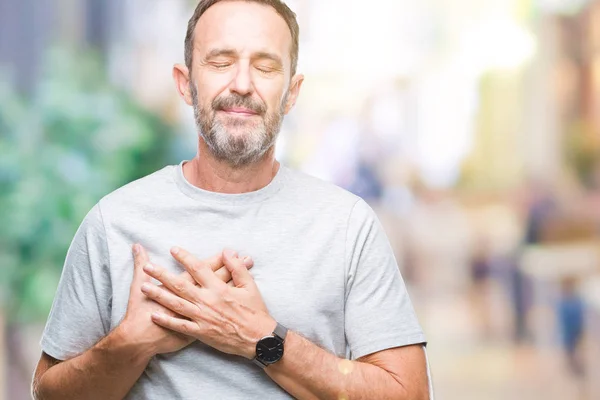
[32,379,56,400]
[31,377,43,400]
[32,366,54,400]
[393,380,430,400]
[32,352,62,400]
[31,374,61,400]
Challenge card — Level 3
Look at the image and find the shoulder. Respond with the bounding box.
[96,165,176,214]
[283,166,362,213]
[70,166,175,243]
[283,167,380,228]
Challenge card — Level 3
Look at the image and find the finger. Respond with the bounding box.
[141,282,199,320]
[171,247,227,289]
[178,271,197,285]
[171,247,224,273]
[226,280,235,287]
[214,266,232,283]
[151,312,199,337]
[216,255,253,280]
[172,251,252,285]
[223,249,256,289]
[241,256,254,269]
[132,244,151,286]
[143,263,200,304]
[203,252,225,272]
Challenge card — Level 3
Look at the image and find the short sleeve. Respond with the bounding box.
[40,204,112,361]
[344,199,426,360]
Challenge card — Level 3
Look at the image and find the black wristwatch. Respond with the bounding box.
[252,322,288,369]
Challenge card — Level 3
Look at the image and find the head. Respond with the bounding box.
[174,0,304,168]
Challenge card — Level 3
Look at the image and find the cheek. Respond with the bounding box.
[196,71,232,103]
[255,82,288,111]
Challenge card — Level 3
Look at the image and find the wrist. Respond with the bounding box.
[109,322,155,365]
[246,314,277,360]
[252,319,288,369]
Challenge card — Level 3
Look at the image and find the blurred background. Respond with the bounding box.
[1,0,600,398]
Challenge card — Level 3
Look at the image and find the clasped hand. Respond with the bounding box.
[140,247,276,360]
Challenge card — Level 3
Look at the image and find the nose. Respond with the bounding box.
[229,63,254,96]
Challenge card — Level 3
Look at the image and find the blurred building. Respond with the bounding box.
[0,0,126,93]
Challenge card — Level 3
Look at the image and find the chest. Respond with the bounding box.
[107,212,348,348]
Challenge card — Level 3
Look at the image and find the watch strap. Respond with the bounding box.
[252,357,268,369]
[273,323,288,342]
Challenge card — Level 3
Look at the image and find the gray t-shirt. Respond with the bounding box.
[41,161,426,399]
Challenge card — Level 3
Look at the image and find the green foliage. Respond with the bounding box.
[0,47,176,323]
[565,120,600,188]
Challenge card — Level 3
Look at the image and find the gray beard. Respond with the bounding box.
[191,84,288,168]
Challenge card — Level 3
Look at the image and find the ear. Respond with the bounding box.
[283,73,304,114]
[173,63,194,106]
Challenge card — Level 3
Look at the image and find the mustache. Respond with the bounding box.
[212,94,266,115]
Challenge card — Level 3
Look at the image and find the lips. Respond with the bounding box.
[220,107,259,116]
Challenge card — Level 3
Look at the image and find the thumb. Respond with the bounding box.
[132,243,152,287]
[223,249,255,289]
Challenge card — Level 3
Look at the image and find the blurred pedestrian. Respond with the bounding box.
[557,277,584,376]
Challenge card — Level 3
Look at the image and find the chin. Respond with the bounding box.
[220,116,261,130]
[223,126,257,137]
[219,120,265,138]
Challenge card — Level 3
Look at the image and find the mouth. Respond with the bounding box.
[219,107,260,117]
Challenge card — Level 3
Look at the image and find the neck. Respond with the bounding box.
[183,140,280,194]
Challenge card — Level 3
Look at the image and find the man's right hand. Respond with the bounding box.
[32,245,254,400]
[116,244,254,358]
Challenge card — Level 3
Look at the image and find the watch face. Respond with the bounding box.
[256,336,284,364]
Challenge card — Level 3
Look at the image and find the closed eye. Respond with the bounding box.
[212,63,232,70]
[256,66,278,74]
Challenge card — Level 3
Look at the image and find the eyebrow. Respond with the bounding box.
[204,48,238,60]
[252,52,283,67]
[203,48,283,66]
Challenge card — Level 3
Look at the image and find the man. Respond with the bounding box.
[32,1,430,399]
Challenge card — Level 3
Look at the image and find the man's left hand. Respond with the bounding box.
[140,247,276,360]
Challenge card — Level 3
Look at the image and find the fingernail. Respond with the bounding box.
[243,256,253,267]
[143,263,154,273]
[224,249,237,258]
[171,247,180,255]
[133,244,140,255]
[141,283,151,292]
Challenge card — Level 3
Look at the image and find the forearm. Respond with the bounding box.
[34,326,151,400]
[265,332,410,400]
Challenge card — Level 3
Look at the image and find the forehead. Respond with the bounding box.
[194,1,292,59]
